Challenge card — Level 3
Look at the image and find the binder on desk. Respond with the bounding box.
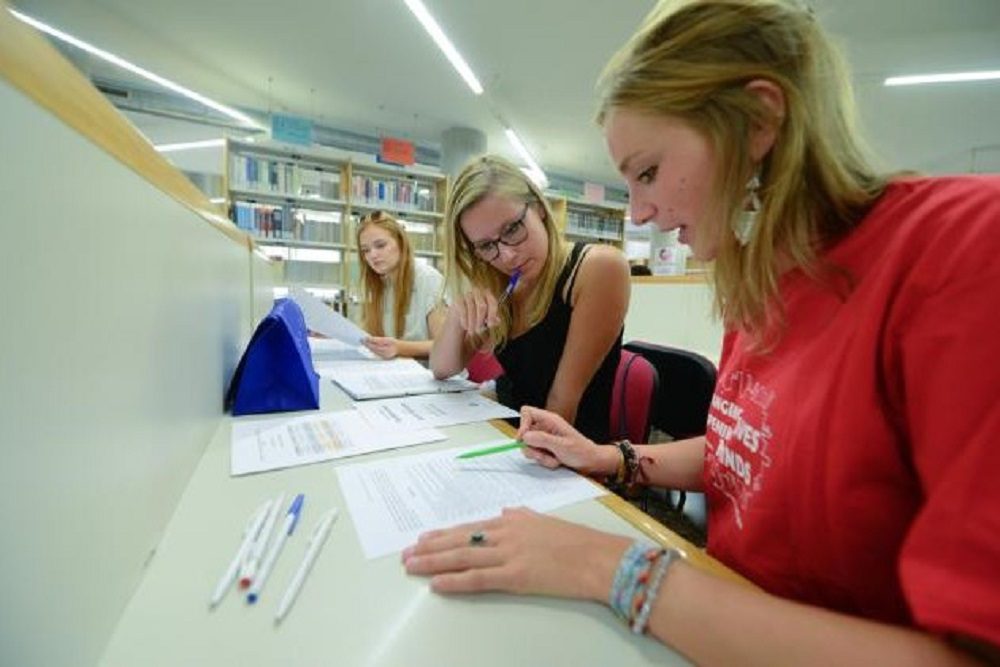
[325,358,477,400]
[225,298,320,416]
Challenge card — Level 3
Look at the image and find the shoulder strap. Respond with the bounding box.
[561,243,592,303]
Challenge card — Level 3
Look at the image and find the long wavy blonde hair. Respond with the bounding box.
[356,211,414,338]
[598,0,888,339]
[444,155,568,349]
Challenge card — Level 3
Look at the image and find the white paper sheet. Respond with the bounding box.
[309,337,376,362]
[324,358,477,400]
[354,391,518,430]
[230,410,445,475]
[291,286,369,345]
[336,443,606,559]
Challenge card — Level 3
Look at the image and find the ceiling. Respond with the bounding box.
[10,0,1000,185]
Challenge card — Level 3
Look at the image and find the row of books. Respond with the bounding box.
[232,201,344,243]
[350,175,437,212]
[565,208,624,241]
[229,155,342,200]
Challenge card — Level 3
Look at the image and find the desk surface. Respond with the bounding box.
[101,382,700,666]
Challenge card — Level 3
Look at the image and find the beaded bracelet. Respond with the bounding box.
[631,548,680,634]
[608,540,683,634]
[608,541,658,621]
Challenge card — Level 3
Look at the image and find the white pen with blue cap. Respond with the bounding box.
[247,493,305,604]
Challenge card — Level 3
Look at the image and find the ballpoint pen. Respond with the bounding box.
[456,440,525,460]
[239,491,285,589]
[247,493,305,604]
[274,508,339,624]
[497,269,522,306]
[209,500,271,609]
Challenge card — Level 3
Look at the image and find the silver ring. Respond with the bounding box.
[469,530,486,547]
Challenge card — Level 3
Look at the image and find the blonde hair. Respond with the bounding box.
[356,211,414,338]
[444,155,569,349]
[598,0,888,338]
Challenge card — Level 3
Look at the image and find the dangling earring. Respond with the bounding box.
[735,168,761,246]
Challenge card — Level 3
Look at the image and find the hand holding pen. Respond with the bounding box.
[450,269,522,335]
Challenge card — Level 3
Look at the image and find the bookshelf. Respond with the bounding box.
[224,139,449,309]
[546,195,626,247]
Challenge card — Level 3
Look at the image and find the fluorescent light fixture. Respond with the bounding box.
[885,69,1000,86]
[401,0,483,95]
[155,138,225,152]
[9,8,265,129]
[504,128,548,188]
[209,197,226,204]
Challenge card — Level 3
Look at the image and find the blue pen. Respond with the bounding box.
[498,269,522,306]
[247,493,305,604]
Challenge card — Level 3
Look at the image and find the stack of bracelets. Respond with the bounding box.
[608,439,641,495]
[609,541,682,634]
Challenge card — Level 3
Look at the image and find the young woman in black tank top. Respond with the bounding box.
[430,155,629,442]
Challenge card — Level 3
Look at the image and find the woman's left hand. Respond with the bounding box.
[363,336,399,359]
[402,507,630,601]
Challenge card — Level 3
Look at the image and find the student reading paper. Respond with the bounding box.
[357,210,447,359]
[405,1,1000,664]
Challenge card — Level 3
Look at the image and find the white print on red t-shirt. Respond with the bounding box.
[705,369,774,529]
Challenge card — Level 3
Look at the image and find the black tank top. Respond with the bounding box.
[496,243,622,442]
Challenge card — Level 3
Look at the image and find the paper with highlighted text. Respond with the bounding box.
[230,410,445,475]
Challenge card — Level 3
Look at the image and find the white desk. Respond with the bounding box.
[100,380,694,666]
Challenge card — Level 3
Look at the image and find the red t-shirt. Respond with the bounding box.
[704,176,1000,645]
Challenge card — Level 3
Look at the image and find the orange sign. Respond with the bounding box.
[380,137,415,166]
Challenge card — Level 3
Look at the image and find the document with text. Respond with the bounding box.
[354,391,518,430]
[230,410,445,476]
[336,442,606,559]
[324,358,478,400]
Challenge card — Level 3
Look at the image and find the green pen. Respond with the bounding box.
[456,440,525,460]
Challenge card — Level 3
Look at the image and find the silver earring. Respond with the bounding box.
[735,170,761,246]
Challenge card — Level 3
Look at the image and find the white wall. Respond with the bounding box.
[0,80,261,666]
[623,281,723,364]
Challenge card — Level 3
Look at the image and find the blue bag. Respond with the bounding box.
[225,298,320,416]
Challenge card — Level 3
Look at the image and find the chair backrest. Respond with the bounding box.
[609,349,660,443]
[465,350,504,383]
[623,341,717,440]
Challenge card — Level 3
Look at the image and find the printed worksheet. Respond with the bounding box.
[353,391,518,429]
[230,410,445,475]
[336,442,606,559]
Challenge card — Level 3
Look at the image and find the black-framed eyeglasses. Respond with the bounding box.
[468,202,530,262]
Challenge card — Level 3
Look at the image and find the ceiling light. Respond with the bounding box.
[504,128,547,188]
[884,70,1000,86]
[155,138,225,152]
[9,8,265,129]
[401,0,483,95]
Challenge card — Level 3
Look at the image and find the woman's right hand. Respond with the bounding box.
[517,406,618,477]
[448,287,501,335]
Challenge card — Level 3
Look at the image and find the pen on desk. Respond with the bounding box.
[247,493,305,604]
[209,500,271,609]
[456,440,525,460]
[240,491,285,589]
[497,269,522,306]
[274,508,339,624]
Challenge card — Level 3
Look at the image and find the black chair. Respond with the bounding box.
[622,341,717,440]
[622,341,717,525]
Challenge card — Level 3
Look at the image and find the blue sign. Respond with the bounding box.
[271,114,313,146]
